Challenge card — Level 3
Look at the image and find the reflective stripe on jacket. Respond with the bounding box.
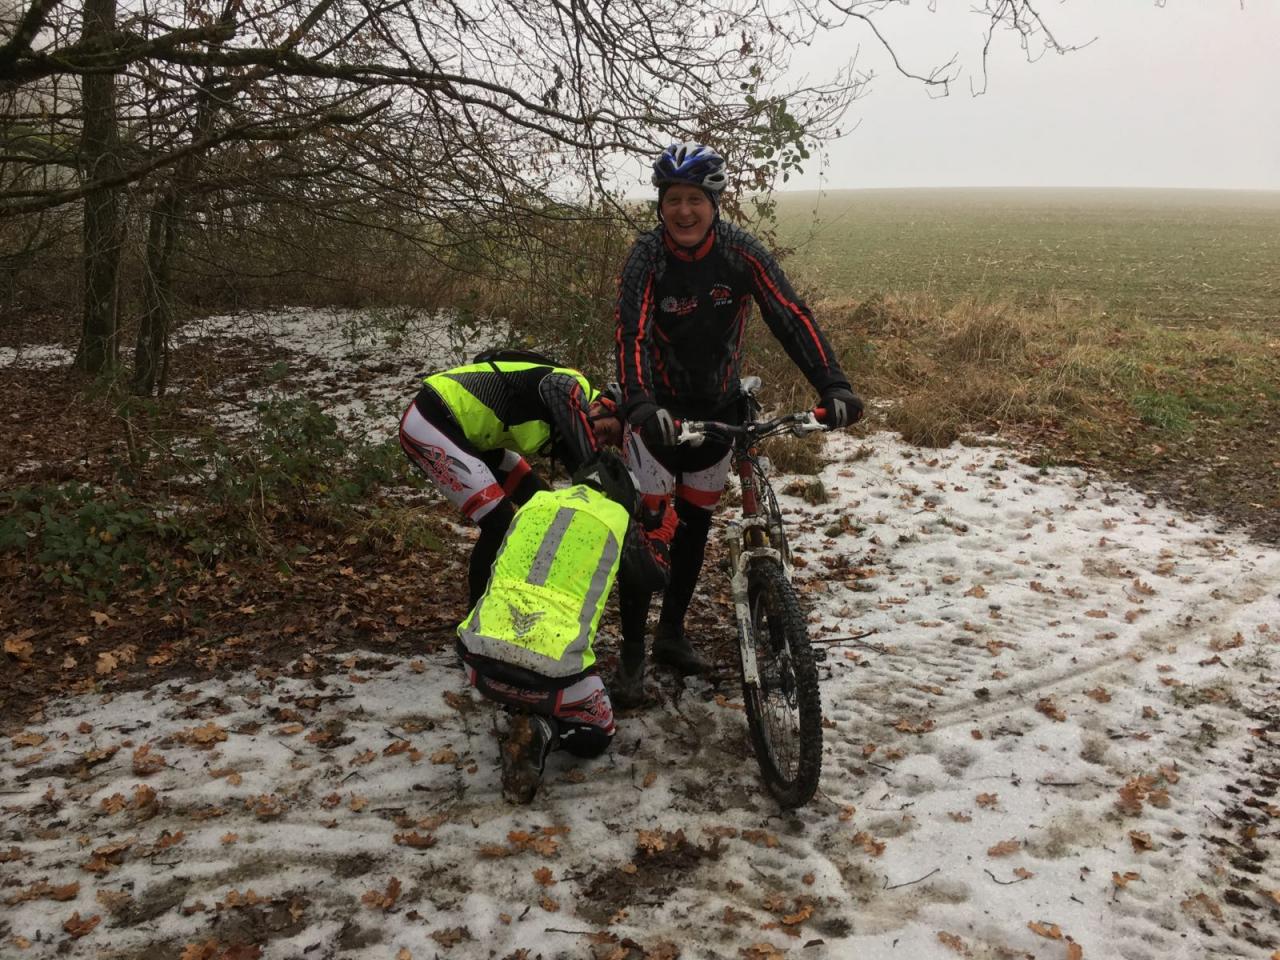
[457,484,628,677]
[423,362,594,457]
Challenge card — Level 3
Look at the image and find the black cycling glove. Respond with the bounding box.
[817,386,864,429]
[627,401,678,448]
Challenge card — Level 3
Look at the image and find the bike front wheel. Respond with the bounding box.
[740,558,822,808]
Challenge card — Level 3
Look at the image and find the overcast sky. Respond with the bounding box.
[781,0,1280,191]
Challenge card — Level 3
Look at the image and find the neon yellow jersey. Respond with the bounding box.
[423,361,594,456]
[457,484,629,677]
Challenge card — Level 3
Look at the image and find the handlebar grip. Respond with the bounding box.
[813,406,827,421]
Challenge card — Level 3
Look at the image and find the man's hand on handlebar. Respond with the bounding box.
[816,386,864,429]
[628,402,678,447]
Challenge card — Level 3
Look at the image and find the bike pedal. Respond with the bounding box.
[811,648,828,664]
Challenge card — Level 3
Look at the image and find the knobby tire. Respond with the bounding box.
[741,557,822,808]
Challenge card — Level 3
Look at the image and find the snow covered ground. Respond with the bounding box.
[173,307,511,435]
[3,310,1278,959]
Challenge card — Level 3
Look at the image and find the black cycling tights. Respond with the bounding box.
[467,468,549,608]
[470,503,514,608]
[619,498,713,664]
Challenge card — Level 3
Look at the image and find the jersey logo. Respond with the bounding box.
[660,295,698,316]
[565,487,593,503]
[709,283,733,306]
[404,438,467,492]
[507,602,545,639]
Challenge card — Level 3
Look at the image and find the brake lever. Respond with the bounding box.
[676,420,706,448]
[790,411,826,436]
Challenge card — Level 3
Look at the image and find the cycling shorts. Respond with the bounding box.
[399,388,532,522]
[622,424,731,513]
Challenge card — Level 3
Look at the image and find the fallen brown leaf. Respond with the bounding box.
[987,839,1021,857]
[851,832,885,857]
[429,927,470,948]
[361,877,401,911]
[63,912,101,938]
[1027,920,1062,940]
[1129,831,1154,852]
[937,931,966,954]
[1035,697,1066,722]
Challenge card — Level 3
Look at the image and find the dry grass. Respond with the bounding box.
[809,291,1279,467]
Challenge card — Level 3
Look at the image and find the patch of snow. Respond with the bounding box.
[0,344,74,369]
[4,430,1278,959]
[173,307,513,438]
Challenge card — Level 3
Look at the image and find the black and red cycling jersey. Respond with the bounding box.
[614,221,851,419]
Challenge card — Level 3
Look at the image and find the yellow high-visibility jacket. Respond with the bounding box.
[424,361,594,457]
[457,483,628,677]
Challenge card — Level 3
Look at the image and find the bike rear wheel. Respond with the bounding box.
[740,558,822,808]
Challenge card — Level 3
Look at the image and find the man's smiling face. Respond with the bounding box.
[660,184,714,247]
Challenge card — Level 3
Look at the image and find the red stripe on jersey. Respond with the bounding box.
[501,458,531,495]
[663,229,715,261]
[641,492,672,512]
[461,484,504,519]
[630,274,655,393]
[739,248,828,367]
[674,484,721,508]
[571,383,598,453]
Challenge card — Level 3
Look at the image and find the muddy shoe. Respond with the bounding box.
[610,658,647,709]
[499,714,554,804]
[651,623,711,675]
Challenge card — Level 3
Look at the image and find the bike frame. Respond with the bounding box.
[676,393,822,688]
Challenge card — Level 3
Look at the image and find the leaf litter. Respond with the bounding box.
[2,308,1279,959]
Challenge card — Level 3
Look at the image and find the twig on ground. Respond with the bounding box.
[984,869,1029,886]
[884,867,940,890]
[812,630,878,646]
[1036,779,1083,786]
[544,928,597,936]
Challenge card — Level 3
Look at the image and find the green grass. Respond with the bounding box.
[772,188,1280,325]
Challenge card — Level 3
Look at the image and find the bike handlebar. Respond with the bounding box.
[675,410,828,448]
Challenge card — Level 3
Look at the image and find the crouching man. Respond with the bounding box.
[455,451,674,803]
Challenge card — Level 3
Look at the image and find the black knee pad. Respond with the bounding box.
[556,721,613,759]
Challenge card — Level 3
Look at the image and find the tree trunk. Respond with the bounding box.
[75,0,124,376]
[132,187,179,395]
[131,0,244,396]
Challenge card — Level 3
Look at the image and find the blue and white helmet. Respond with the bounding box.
[651,142,728,193]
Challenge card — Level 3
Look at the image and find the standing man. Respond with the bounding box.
[612,142,863,704]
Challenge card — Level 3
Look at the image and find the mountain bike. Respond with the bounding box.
[676,376,826,808]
